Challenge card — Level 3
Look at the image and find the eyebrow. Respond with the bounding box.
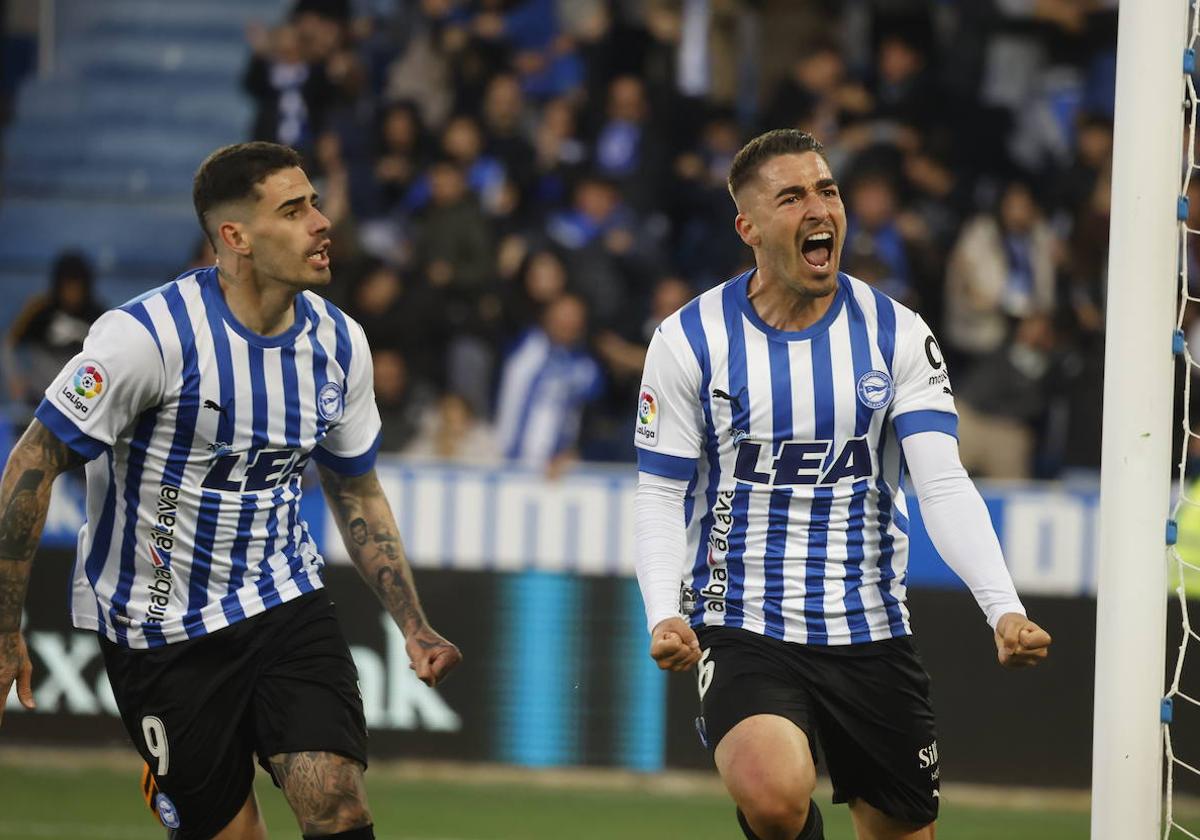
[774,178,838,199]
[275,192,319,212]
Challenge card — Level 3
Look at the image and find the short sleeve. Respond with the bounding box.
[312,319,382,475]
[634,326,704,480]
[35,309,165,461]
[889,314,958,441]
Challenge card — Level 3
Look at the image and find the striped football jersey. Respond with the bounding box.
[36,267,382,648]
[634,269,956,645]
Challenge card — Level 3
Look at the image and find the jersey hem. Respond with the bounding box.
[689,614,914,646]
[76,576,327,649]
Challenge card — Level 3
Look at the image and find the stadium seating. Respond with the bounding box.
[0,0,285,324]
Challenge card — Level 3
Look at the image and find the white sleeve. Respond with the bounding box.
[903,430,1026,628]
[633,470,689,633]
[634,324,704,481]
[889,313,958,441]
[313,318,383,475]
[35,309,164,460]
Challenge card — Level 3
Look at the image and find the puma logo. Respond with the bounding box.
[203,399,230,417]
[712,388,744,413]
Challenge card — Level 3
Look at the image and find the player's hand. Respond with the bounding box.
[649,617,701,672]
[0,631,35,726]
[994,613,1052,669]
[405,626,462,688]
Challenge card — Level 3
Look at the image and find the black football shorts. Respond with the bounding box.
[101,589,368,840]
[695,625,940,827]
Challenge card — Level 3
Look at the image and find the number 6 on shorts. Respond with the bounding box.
[141,715,169,777]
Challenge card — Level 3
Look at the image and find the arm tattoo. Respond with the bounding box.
[0,470,45,556]
[318,465,429,634]
[375,564,423,632]
[0,421,85,631]
[348,517,368,546]
[268,751,370,835]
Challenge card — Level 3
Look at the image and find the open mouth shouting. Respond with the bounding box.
[800,230,834,270]
[306,241,331,270]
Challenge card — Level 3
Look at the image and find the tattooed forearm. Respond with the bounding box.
[268,751,370,834]
[0,420,84,631]
[317,465,430,634]
[0,564,27,633]
[0,470,44,557]
[374,564,423,633]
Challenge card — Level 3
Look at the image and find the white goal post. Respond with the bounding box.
[1091,1,1188,837]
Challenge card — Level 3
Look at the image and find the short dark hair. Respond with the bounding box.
[192,142,304,242]
[727,129,826,199]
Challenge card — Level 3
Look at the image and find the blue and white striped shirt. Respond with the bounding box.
[494,328,604,466]
[36,267,382,648]
[634,270,957,645]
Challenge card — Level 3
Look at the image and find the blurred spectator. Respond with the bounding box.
[409,158,502,416]
[1051,112,1113,220]
[590,75,666,210]
[547,173,661,329]
[956,314,1059,480]
[531,96,587,211]
[481,73,537,196]
[944,180,1058,370]
[412,160,496,300]
[669,111,748,288]
[4,252,105,410]
[373,347,433,452]
[473,0,585,101]
[494,293,603,472]
[595,275,693,384]
[871,31,940,130]
[243,21,337,154]
[762,46,873,145]
[367,101,431,217]
[842,171,914,307]
[346,260,445,389]
[405,114,508,214]
[382,2,455,128]
[503,248,569,334]
[403,392,499,464]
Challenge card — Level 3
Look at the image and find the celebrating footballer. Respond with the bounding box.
[632,129,1051,840]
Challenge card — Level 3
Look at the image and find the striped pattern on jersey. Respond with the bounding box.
[35,268,377,648]
[638,270,953,645]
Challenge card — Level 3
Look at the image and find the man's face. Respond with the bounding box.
[238,167,332,289]
[735,151,845,299]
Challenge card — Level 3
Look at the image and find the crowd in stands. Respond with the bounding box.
[9,0,1131,479]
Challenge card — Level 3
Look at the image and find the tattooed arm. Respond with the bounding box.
[0,420,86,724]
[317,464,462,687]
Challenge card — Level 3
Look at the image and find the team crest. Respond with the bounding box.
[318,381,344,422]
[57,360,108,419]
[856,370,893,410]
[155,792,180,829]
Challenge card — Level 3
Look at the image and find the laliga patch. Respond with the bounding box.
[57,361,109,420]
[856,370,893,410]
[635,385,659,446]
[317,381,345,422]
[155,792,181,829]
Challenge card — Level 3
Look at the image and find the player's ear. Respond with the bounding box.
[218,220,252,256]
[734,210,760,247]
